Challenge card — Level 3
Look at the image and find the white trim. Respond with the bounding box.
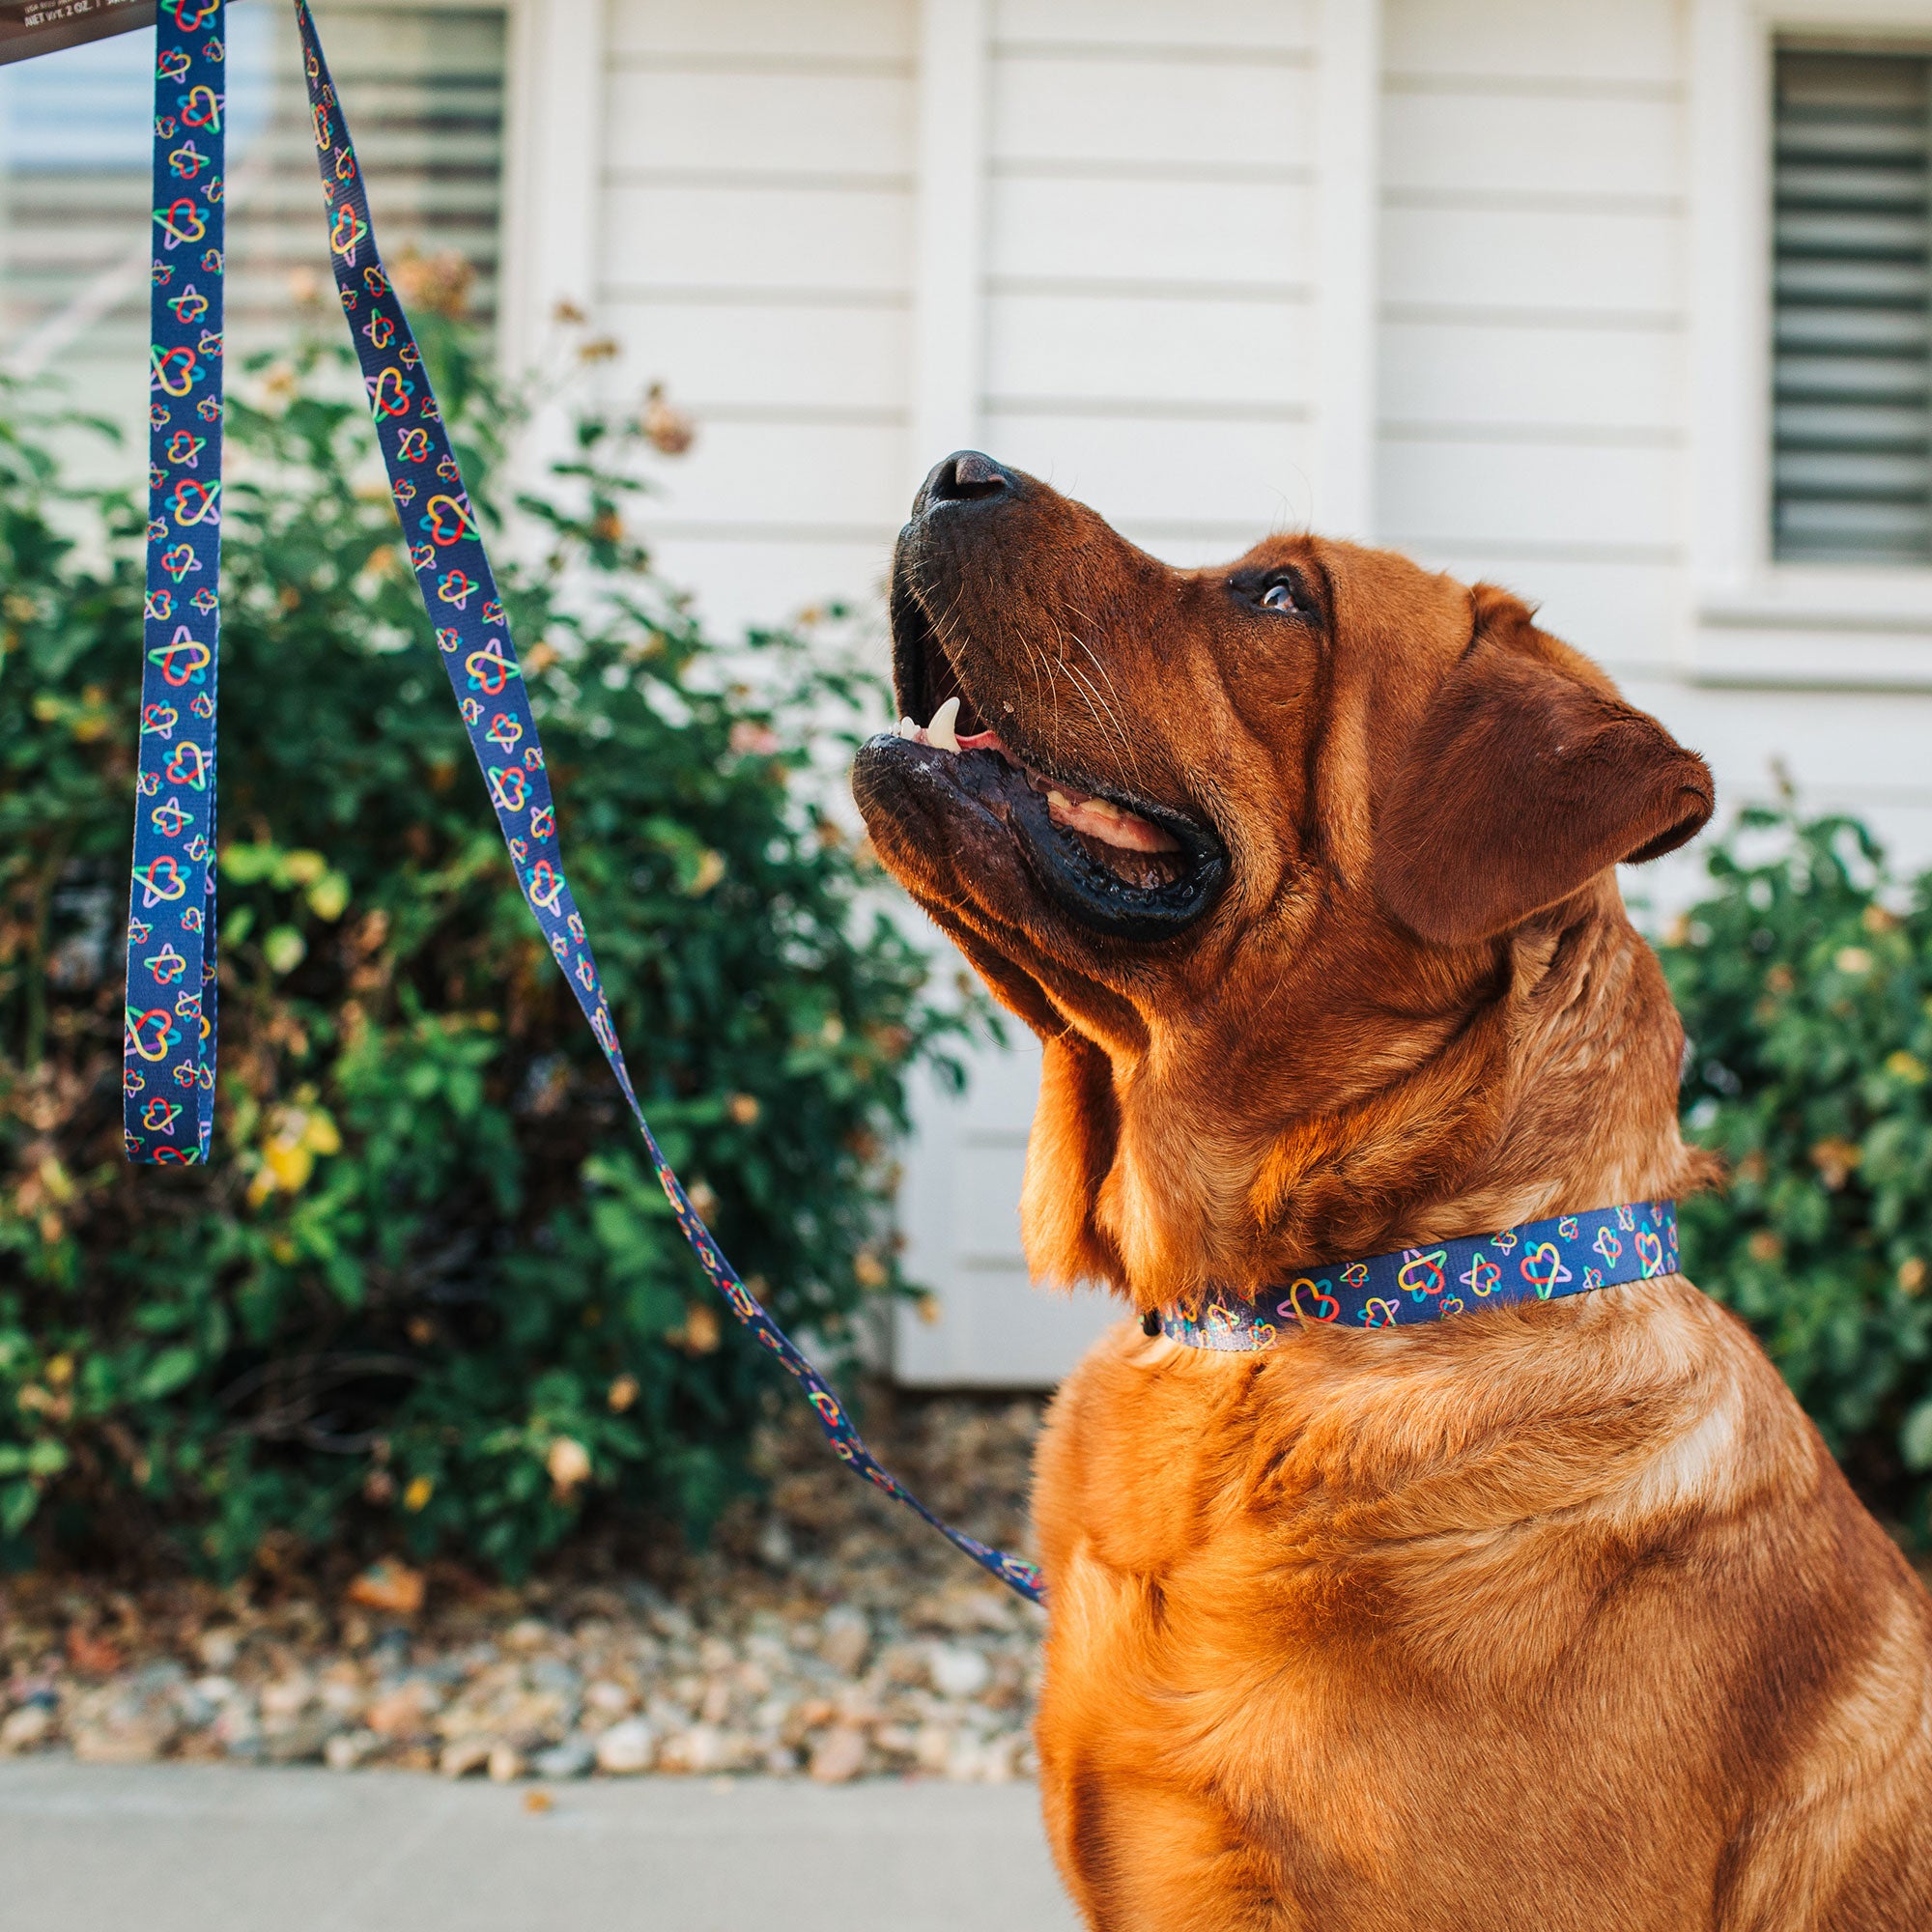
[1688,0,1770,599]
[1688,0,1932,685]
[1314,0,1379,540]
[497,0,605,382]
[908,0,990,488]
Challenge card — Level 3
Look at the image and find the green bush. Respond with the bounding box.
[1662,807,1932,1520]
[0,322,969,1578]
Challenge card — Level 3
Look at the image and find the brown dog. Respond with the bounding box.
[852,453,1932,1930]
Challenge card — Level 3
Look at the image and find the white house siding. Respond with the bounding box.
[596,0,919,635]
[1376,0,1689,692]
[579,0,1932,1384]
[979,0,1323,561]
[1377,0,1932,867]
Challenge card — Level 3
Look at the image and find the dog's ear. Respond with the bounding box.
[1373,596,1713,946]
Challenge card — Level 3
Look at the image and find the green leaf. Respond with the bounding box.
[137,1347,200,1402]
[1903,1400,1932,1473]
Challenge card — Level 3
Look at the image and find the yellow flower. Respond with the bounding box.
[1886,1050,1927,1086]
[402,1475,435,1512]
[264,1140,315,1194]
[306,872,350,922]
[248,1107,341,1206]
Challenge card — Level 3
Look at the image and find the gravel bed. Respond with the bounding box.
[0,1392,1048,1784]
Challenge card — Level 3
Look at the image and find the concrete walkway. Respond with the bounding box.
[0,1760,1081,1932]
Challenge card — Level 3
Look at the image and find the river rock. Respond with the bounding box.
[593,1718,654,1775]
[809,1724,867,1783]
[929,1644,991,1699]
[532,1736,594,1779]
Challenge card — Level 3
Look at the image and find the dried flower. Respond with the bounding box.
[1809,1138,1861,1191]
[391,245,474,321]
[639,383,696,456]
[547,1436,592,1495]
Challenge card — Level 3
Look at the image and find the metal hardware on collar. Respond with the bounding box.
[116,0,1044,1606]
[1158,1201,1680,1352]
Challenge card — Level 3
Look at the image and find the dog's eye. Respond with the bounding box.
[1260,580,1301,613]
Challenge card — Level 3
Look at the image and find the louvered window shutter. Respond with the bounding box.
[0,4,505,440]
[1773,46,1932,564]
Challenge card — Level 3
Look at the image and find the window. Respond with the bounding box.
[0,3,506,442]
[1772,44,1932,565]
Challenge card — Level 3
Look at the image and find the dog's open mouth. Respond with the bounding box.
[870,587,1227,939]
[893,704,1190,891]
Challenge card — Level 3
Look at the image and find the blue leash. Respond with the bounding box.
[121,0,1045,1605]
[127,0,226,1163]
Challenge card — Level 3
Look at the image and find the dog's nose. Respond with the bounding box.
[920,449,1013,511]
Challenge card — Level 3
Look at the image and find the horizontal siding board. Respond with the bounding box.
[1397,553,1687,674]
[604,70,915,176]
[608,0,915,62]
[1379,318,1681,429]
[1381,91,1683,199]
[985,175,1313,285]
[1378,204,1683,315]
[1383,0,1681,87]
[1628,681,1932,810]
[991,0,1315,51]
[980,412,1317,529]
[637,417,909,526]
[604,300,910,412]
[638,536,897,636]
[1377,440,1682,550]
[990,53,1314,168]
[600,183,912,294]
[984,291,1312,406]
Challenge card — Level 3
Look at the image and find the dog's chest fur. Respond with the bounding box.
[1030,1281,1932,1931]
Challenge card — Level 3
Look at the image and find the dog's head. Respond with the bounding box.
[853,453,1715,1305]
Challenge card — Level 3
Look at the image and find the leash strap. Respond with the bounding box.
[126,0,1047,1603]
[1159,1199,1681,1351]
[124,0,227,1162]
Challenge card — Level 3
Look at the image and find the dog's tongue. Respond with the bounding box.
[1040,784,1180,854]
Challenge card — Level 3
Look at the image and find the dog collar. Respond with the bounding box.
[1152,1200,1680,1352]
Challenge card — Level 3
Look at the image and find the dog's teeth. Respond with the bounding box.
[928,696,961,753]
[897,716,920,741]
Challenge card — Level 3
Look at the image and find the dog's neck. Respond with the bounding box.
[1061,884,1715,1308]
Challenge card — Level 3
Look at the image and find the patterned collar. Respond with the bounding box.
[1153,1200,1680,1352]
